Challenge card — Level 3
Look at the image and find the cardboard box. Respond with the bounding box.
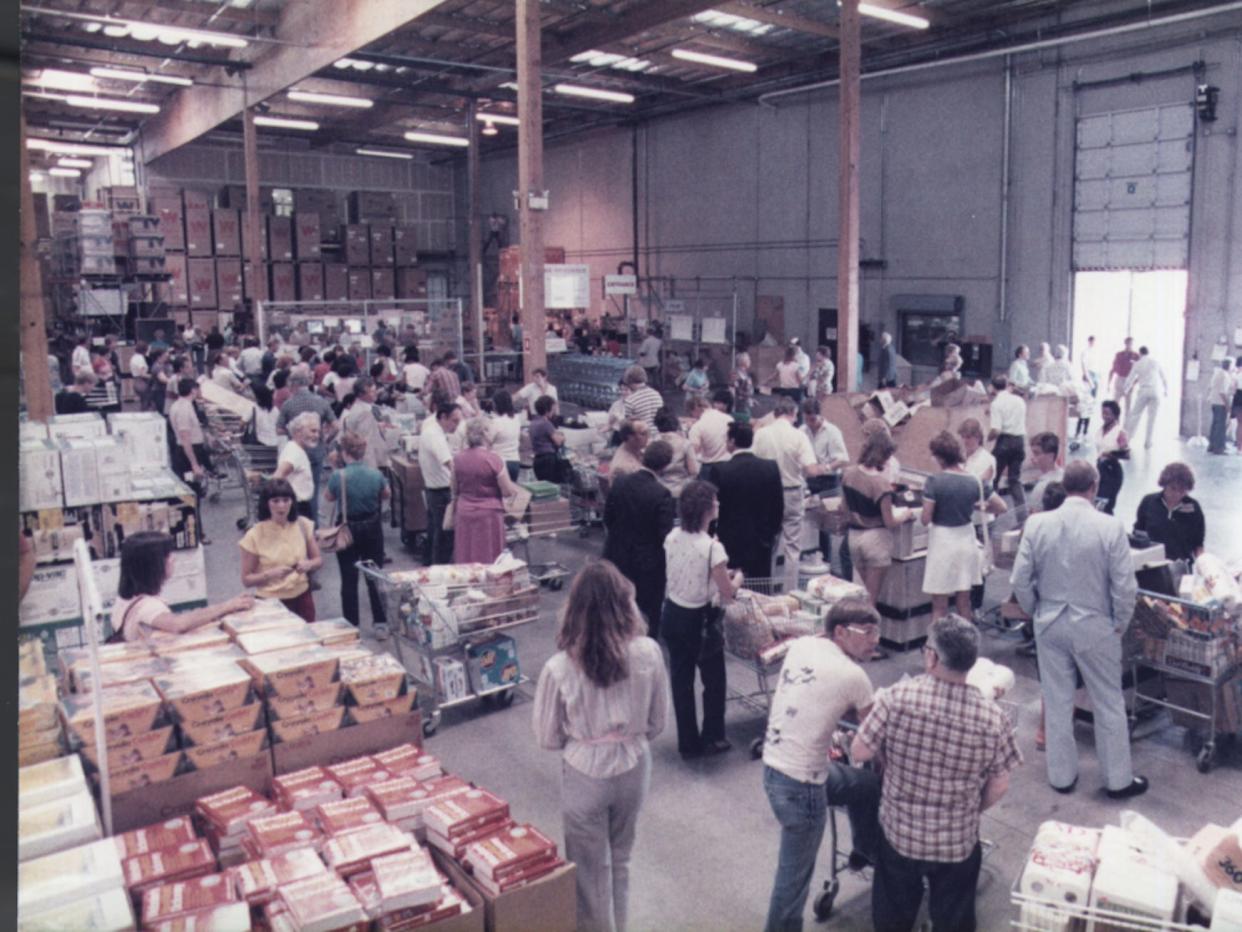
[294,213,322,261]
[184,208,213,256]
[182,189,212,212]
[270,263,296,303]
[348,268,373,301]
[272,710,422,775]
[161,253,189,305]
[344,225,370,266]
[211,209,240,256]
[348,191,397,224]
[397,267,428,300]
[434,849,539,932]
[350,691,417,724]
[19,565,83,627]
[105,751,184,793]
[184,728,268,771]
[324,263,349,301]
[150,196,185,252]
[270,707,345,744]
[155,665,254,723]
[298,262,324,301]
[78,724,178,771]
[267,216,294,262]
[370,226,394,267]
[106,412,172,470]
[876,553,928,613]
[216,258,243,309]
[21,440,64,511]
[393,225,417,265]
[267,683,343,721]
[371,268,395,301]
[187,257,218,308]
[241,218,269,262]
[109,751,273,834]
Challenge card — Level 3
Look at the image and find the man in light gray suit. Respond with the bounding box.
[1010,460,1147,799]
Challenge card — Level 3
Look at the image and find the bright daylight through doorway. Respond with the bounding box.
[1072,269,1188,438]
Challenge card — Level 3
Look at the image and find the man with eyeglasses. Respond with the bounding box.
[761,600,882,932]
[852,615,1021,932]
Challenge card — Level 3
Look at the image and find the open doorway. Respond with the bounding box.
[1071,269,1187,437]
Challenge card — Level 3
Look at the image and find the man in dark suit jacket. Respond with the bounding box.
[603,440,676,638]
[708,422,784,580]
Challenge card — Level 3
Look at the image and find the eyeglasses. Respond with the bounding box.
[845,625,880,639]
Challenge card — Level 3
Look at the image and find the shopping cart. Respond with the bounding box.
[198,402,249,504]
[565,458,604,535]
[357,560,542,736]
[228,441,280,531]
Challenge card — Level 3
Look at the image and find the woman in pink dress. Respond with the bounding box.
[452,419,521,564]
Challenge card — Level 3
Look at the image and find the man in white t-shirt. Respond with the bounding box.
[688,389,734,476]
[418,401,462,565]
[515,368,558,414]
[988,375,1028,506]
[273,412,320,522]
[754,397,826,587]
[762,600,882,931]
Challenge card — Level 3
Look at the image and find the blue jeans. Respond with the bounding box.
[307,448,324,527]
[763,764,881,932]
[1209,403,1229,453]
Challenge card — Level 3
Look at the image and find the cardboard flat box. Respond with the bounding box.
[348,268,373,301]
[268,216,294,262]
[344,225,371,266]
[294,213,322,261]
[216,258,243,309]
[298,262,324,301]
[270,262,296,303]
[371,268,396,301]
[243,646,340,696]
[187,257,218,308]
[61,682,166,745]
[396,267,428,300]
[350,692,417,724]
[370,226,394,267]
[109,750,272,834]
[273,710,422,775]
[324,263,349,301]
[161,253,189,305]
[184,208,213,256]
[21,440,64,511]
[106,412,171,470]
[155,665,254,723]
[20,565,84,627]
[268,683,343,721]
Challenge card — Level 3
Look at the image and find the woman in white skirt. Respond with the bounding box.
[920,431,986,620]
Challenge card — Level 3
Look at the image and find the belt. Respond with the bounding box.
[783,486,803,491]
[426,486,450,493]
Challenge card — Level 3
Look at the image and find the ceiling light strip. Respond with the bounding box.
[403,131,469,148]
[288,90,373,109]
[553,83,635,104]
[253,115,319,130]
[857,3,930,30]
[670,48,757,72]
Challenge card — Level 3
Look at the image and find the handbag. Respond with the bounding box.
[316,467,354,553]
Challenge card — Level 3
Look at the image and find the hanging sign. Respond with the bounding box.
[604,274,637,296]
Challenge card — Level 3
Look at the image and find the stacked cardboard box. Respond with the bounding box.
[18,837,131,928]
[19,640,65,765]
[18,755,101,861]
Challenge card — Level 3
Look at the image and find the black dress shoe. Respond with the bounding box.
[1106,776,1149,800]
[847,851,873,871]
[1050,778,1077,794]
[703,739,733,755]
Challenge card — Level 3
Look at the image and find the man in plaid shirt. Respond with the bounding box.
[852,615,1022,932]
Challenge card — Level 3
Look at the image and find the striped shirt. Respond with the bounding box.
[623,386,663,427]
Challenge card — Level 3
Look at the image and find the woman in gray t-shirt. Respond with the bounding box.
[920,431,985,619]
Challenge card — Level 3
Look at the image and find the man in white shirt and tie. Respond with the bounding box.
[1010,460,1146,800]
[755,397,827,589]
[1121,346,1168,449]
[987,375,1028,506]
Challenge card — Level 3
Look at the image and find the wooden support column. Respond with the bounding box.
[467,100,485,363]
[516,0,547,376]
[243,106,267,336]
[837,0,861,392]
[20,113,54,420]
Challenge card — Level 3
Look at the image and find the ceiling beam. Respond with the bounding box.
[543,0,725,64]
[136,0,451,163]
[21,1,278,31]
[417,11,514,40]
[718,1,839,40]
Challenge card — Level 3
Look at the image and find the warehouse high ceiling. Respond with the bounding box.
[20,0,1234,164]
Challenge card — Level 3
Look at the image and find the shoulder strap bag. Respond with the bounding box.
[316,468,354,553]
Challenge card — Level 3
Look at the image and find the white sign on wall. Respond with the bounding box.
[604,274,637,296]
[545,264,591,309]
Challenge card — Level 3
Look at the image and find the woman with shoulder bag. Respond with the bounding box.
[661,479,741,759]
[239,478,323,621]
[323,431,391,636]
[111,531,253,642]
[920,431,986,621]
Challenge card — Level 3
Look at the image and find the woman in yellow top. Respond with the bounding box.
[239,478,324,621]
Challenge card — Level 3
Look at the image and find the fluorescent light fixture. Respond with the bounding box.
[499,81,520,92]
[403,131,469,148]
[27,69,97,91]
[253,115,320,131]
[481,123,498,136]
[58,158,94,168]
[857,3,930,29]
[85,18,248,48]
[570,49,652,72]
[288,90,373,109]
[692,10,774,35]
[65,95,160,114]
[671,48,757,72]
[50,167,82,177]
[553,83,634,104]
[27,138,125,156]
[356,147,413,160]
[29,171,46,181]
[90,67,193,87]
[474,112,519,126]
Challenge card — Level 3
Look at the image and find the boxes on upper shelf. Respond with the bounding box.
[294,212,322,261]
[370,225,394,267]
[298,262,325,301]
[216,258,243,309]
[241,217,269,262]
[348,268,373,301]
[344,224,371,265]
[324,263,349,301]
[371,268,395,301]
[393,225,417,265]
[348,190,397,224]
[270,263,297,302]
[161,253,190,305]
[187,257,218,308]
[268,216,294,262]
[184,207,212,256]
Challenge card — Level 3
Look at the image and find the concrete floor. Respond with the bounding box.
[199,424,1242,931]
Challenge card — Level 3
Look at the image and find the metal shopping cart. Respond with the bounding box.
[228,440,280,531]
[565,458,605,535]
[357,560,543,736]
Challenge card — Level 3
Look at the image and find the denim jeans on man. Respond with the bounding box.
[763,763,881,932]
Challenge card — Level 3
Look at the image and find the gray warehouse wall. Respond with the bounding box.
[475,15,1242,433]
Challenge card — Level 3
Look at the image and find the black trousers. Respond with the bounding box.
[661,600,726,754]
[424,487,454,565]
[992,434,1026,506]
[872,831,982,932]
[335,515,386,628]
[533,452,566,483]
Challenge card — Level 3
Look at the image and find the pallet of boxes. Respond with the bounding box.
[18,732,577,929]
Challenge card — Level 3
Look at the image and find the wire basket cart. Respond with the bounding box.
[1010,864,1203,932]
[357,560,542,736]
[504,488,575,589]
[196,402,249,503]
[565,458,605,534]
[977,503,1031,636]
[1127,589,1241,773]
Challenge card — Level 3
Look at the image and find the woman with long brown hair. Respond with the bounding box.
[533,560,669,932]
